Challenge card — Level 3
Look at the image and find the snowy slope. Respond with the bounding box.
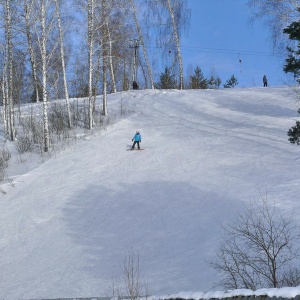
[0,86,300,299]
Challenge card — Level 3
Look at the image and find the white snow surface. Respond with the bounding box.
[1,86,300,299]
[157,286,300,299]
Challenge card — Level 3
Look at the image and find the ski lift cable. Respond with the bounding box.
[146,43,277,57]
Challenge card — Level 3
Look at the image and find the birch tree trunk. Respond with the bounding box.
[24,0,39,103]
[4,46,10,139]
[130,0,154,89]
[88,0,94,129]
[2,66,8,140]
[41,0,50,152]
[166,0,184,90]
[102,0,108,116]
[102,50,108,115]
[92,50,101,114]
[107,24,117,93]
[5,0,15,141]
[54,0,72,128]
[123,58,129,91]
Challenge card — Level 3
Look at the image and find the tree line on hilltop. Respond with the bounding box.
[0,0,299,156]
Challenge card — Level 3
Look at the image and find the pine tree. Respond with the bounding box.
[283,13,300,80]
[224,74,238,88]
[156,67,176,89]
[208,75,222,89]
[288,119,300,145]
[283,14,300,145]
[189,66,208,89]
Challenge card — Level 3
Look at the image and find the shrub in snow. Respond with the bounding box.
[19,116,44,153]
[0,145,11,181]
[210,195,300,290]
[15,134,34,154]
[48,103,70,140]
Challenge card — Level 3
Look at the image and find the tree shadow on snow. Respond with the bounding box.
[62,181,242,293]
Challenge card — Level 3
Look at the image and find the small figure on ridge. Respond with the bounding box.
[263,75,268,87]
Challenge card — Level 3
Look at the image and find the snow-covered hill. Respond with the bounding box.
[0,86,299,299]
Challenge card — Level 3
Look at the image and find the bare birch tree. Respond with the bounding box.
[101,0,108,116]
[166,0,184,89]
[107,1,133,92]
[107,22,117,93]
[130,0,154,89]
[23,0,40,103]
[40,0,50,151]
[88,0,94,129]
[146,0,190,89]
[247,0,299,51]
[54,0,72,128]
[5,0,15,141]
[2,56,8,140]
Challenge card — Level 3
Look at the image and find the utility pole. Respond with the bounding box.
[128,39,140,88]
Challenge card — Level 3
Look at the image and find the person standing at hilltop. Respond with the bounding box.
[263,75,268,87]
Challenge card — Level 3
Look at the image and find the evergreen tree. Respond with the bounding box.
[283,12,300,80]
[189,66,208,89]
[283,14,300,145]
[208,75,222,89]
[156,67,176,89]
[224,74,238,88]
[287,119,300,145]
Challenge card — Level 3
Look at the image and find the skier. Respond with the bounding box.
[263,75,268,87]
[131,131,141,150]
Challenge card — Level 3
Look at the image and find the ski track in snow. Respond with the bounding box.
[0,87,299,299]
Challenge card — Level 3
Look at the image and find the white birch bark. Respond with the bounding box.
[5,0,15,141]
[102,52,108,115]
[107,24,117,93]
[24,0,39,103]
[2,65,8,140]
[4,46,10,139]
[88,0,94,129]
[2,40,8,140]
[166,0,184,90]
[54,0,72,128]
[130,0,155,89]
[41,0,50,152]
[123,58,128,91]
[102,0,108,115]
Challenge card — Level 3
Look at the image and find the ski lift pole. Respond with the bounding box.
[128,39,140,84]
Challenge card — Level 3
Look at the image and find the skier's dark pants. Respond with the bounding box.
[132,141,140,149]
[264,82,267,87]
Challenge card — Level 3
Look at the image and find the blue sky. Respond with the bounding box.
[181,0,294,87]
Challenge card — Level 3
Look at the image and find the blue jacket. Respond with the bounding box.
[133,133,141,142]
